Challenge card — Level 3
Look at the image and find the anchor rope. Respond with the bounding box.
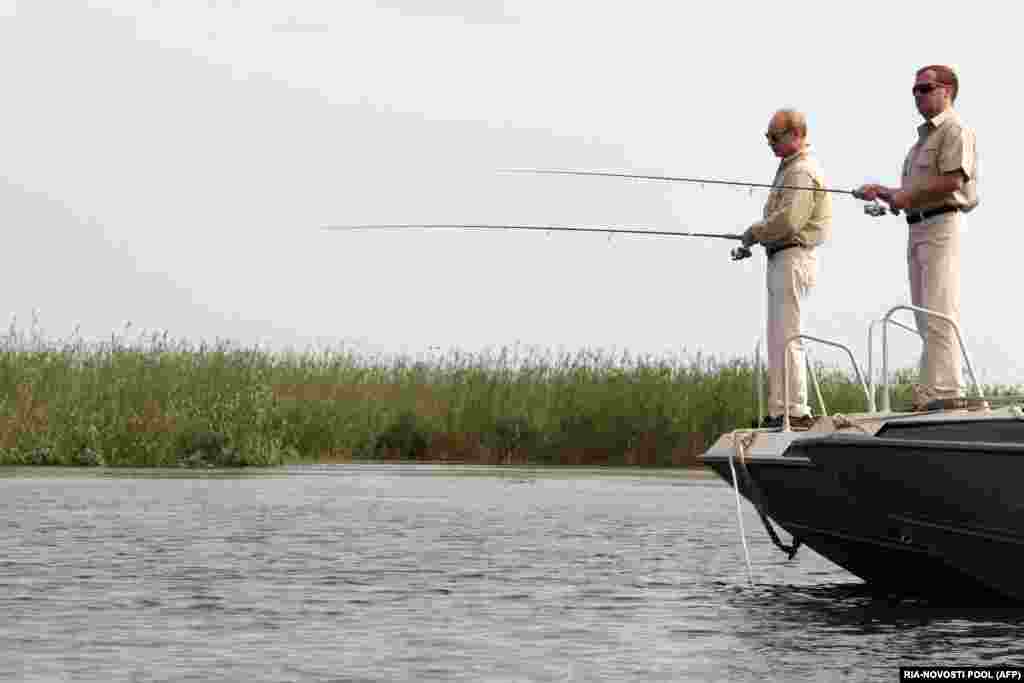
[731,431,802,563]
[729,432,756,586]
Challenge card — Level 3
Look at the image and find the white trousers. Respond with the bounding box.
[908,212,963,403]
[766,247,817,418]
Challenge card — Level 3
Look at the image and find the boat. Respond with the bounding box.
[700,304,1024,602]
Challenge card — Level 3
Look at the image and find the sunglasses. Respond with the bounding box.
[765,128,791,144]
[912,82,945,96]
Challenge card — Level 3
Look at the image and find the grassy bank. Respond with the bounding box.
[0,327,997,468]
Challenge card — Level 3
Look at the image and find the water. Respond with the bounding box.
[1,465,1022,682]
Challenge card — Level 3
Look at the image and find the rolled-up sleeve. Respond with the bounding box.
[750,169,817,244]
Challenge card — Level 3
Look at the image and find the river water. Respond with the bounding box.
[1,465,1021,682]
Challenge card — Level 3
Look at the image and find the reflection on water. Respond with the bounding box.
[1,465,1020,682]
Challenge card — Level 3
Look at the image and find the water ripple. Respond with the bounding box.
[1,466,1020,682]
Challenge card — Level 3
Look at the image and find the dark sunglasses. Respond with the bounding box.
[912,82,944,96]
[765,128,791,144]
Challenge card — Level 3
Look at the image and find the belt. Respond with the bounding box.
[765,242,802,258]
[905,205,958,225]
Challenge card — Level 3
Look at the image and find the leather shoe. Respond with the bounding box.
[759,414,815,430]
[911,397,990,413]
[787,414,816,430]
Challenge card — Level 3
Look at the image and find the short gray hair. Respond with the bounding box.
[776,109,807,137]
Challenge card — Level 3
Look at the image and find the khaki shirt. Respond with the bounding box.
[901,108,978,213]
[750,146,832,249]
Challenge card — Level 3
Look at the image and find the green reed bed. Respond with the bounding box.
[0,325,960,468]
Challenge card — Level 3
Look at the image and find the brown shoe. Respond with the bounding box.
[761,414,815,430]
[923,397,990,412]
[787,414,816,430]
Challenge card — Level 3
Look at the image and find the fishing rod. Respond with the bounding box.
[323,223,755,260]
[501,168,897,217]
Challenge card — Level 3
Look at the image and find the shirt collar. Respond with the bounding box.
[918,107,958,135]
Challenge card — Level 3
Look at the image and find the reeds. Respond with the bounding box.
[0,320,958,467]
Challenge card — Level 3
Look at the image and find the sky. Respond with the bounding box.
[1,1,1019,384]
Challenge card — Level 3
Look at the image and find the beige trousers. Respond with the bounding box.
[766,247,817,418]
[908,212,963,403]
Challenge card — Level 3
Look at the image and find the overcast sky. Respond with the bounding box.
[1,1,1017,385]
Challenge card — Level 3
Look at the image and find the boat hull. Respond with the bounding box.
[702,414,1024,601]
[793,419,1024,601]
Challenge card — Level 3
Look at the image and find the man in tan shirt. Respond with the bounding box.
[855,65,978,410]
[742,109,832,428]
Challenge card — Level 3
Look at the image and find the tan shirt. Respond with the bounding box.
[750,146,832,248]
[901,108,978,213]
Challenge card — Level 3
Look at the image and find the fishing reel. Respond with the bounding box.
[863,201,887,217]
[731,246,752,261]
[863,200,901,217]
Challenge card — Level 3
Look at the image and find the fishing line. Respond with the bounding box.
[324,223,762,260]
[323,223,744,240]
[502,167,855,194]
[501,168,897,217]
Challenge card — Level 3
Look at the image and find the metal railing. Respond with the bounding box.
[867,316,922,411]
[804,347,828,417]
[754,338,763,427]
[783,334,871,431]
[879,304,983,413]
[758,303,983,431]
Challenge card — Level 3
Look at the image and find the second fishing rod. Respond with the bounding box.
[325,165,894,261]
[324,223,759,260]
[502,168,900,217]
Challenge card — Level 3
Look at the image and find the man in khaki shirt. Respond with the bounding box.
[742,109,832,428]
[855,65,978,409]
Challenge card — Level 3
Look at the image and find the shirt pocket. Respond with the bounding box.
[914,144,940,173]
